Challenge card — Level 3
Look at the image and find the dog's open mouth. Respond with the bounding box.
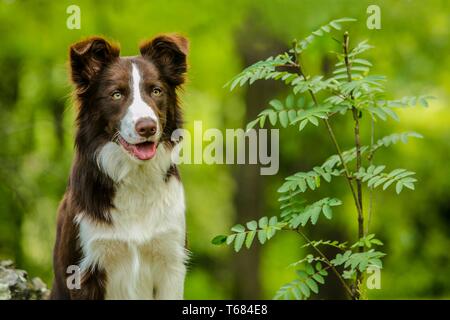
[118,136,157,161]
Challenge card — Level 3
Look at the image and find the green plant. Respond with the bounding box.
[212,18,433,299]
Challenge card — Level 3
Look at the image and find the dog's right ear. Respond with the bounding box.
[69,37,120,92]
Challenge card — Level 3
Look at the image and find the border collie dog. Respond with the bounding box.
[50,34,188,300]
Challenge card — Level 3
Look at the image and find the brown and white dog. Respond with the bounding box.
[50,34,188,299]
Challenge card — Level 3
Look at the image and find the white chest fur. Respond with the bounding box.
[76,143,187,299]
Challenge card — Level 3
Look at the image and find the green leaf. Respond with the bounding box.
[371,239,384,246]
[305,278,319,294]
[312,29,324,36]
[296,270,308,280]
[245,230,256,249]
[266,226,276,239]
[299,119,308,131]
[269,216,278,226]
[259,115,266,128]
[257,230,267,244]
[292,286,302,300]
[388,168,407,178]
[288,109,298,122]
[211,235,227,245]
[330,21,342,30]
[286,95,295,108]
[297,179,307,192]
[371,258,383,268]
[306,176,316,190]
[395,181,404,194]
[305,264,315,275]
[259,216,268,228]
[334,17,357,23]
[279,110,289,127]
[277,182,292,193]
[383,179,395,190]
[234,232,246,252]
[310,206,321,225]
[373,177,389,188]
[328,198,342,206]
[246,118,259,131]
[269,99,284,111]
[321,25,331,32]
[373,165,386,175]
[319,269,328,276]
[299,282,310,297]
[343,270,356,279]
[312,273,325,284]
[268,110,277,125]
[246,220,257,231]
[353,58,372,66]
[231,224,245,233]
[308,116,319,126]
[403,182,415,190]
[226,234,236,245]
[322,205,333,219]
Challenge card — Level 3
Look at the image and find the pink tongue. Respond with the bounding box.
[131,142,157,160]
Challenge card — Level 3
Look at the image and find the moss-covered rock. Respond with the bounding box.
[0,260,49,300]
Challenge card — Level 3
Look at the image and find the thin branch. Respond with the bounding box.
[292,54,362,222]
[296,229,354,299]
[343,31,365,299]
[366,118,375,235]
[343,32,364,240]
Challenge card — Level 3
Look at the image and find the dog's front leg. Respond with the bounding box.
[154,259,186,300]
[151,239,187,300]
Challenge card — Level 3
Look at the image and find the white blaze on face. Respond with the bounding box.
[120,63,159,144]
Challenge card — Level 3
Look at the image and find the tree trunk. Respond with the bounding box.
[231,14,286,299]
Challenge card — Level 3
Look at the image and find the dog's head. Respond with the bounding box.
[70,35,188,161]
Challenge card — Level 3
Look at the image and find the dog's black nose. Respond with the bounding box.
[135,118,157,138]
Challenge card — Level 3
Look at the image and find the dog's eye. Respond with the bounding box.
[151,87,163,97]
[111,91,123,100]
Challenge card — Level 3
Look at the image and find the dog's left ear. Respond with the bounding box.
[140,34,189,86]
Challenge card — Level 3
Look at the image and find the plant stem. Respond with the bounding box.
[343,31,364,299]
[292,40,366,299]
[296,229,354,299]
[292,57,362,232]
[366,118,375,235]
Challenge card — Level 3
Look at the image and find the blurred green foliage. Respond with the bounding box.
[0,0,448,299]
